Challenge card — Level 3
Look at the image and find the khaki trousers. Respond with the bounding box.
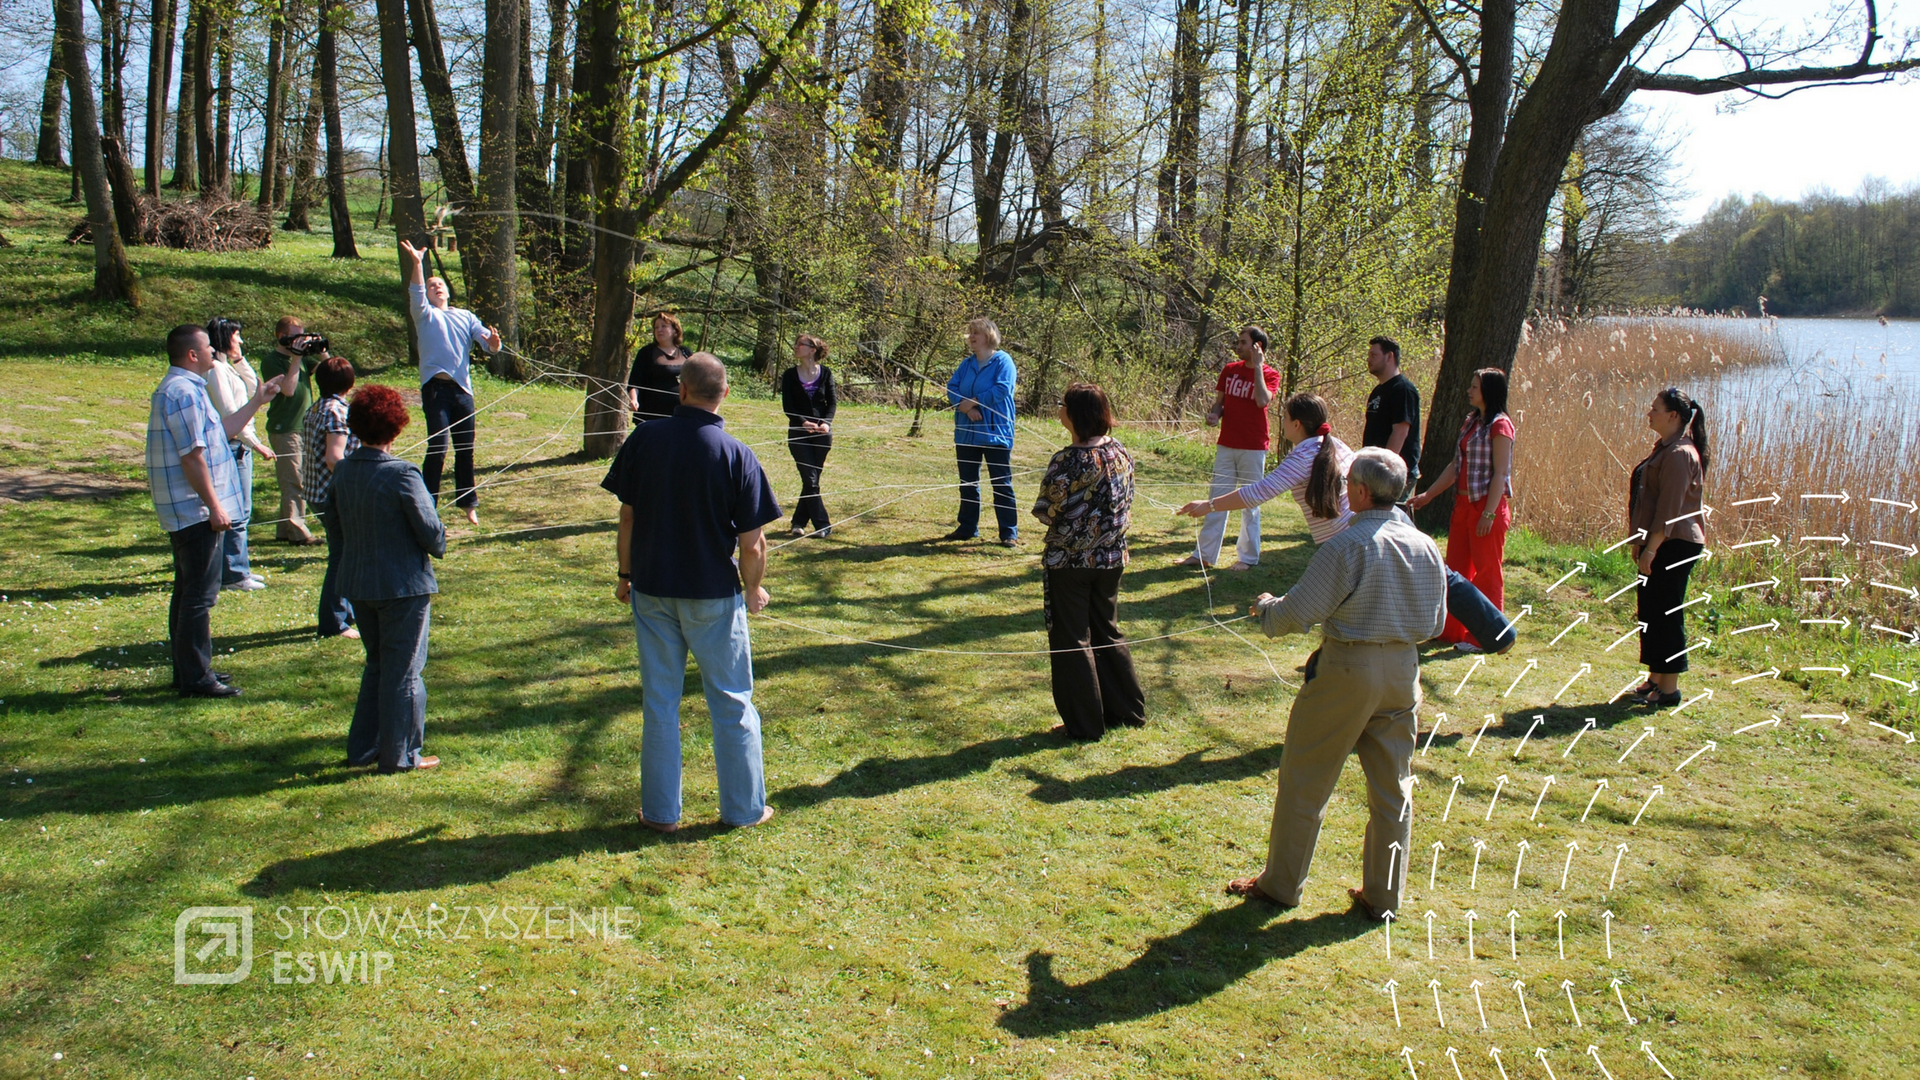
[1257,637,1418,916]
[269,430,311,541]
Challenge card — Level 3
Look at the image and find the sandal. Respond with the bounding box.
[1643,689,1681,708]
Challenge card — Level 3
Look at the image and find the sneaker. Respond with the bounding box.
[222,577,266,592]
[1453,641,1482,654]
[247,573,266,586]
[939,528,977,542]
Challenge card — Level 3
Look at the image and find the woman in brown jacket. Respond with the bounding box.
[1629,388,1710,707]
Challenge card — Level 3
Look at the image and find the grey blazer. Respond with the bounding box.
[330,447,445,600]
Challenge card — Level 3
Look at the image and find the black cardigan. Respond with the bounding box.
[779,365,838,432]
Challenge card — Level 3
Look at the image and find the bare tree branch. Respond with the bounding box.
[1411,0,1476,91]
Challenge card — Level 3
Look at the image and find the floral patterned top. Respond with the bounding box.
[1032,440,1134,570]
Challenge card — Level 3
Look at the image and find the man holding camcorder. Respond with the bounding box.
[260,317,332,545]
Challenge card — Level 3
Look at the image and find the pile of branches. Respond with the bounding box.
[69,198,273,252]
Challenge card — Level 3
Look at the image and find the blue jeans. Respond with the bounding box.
[346,594,432,771]
[1446,567,1513,651]
[630,591,767,826]
[955,444,1017,540]
[315,502,356,637]
[220,445,254,584]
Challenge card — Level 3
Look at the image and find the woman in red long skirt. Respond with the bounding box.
[1408,368,1515,652]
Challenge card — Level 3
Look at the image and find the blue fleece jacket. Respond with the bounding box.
[946,351,1017,449]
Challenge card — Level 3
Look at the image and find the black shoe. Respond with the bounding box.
[180,680,242,699]
[1644,689,1681,708]
[939,528,977,542]
[170,671,234,689]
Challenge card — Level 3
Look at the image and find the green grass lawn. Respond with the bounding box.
[1,161,1917,1078]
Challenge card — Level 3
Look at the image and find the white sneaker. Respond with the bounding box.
[248,573,266,586]
[222,577,266,592]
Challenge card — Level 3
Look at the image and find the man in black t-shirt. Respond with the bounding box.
[1362,336,1420,503]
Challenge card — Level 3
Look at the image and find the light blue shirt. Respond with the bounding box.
[146,366,244,533]
[946,350,1017,449]
[409,284,497,391]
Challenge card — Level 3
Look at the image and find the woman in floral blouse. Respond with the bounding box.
[1031,383,1146,740]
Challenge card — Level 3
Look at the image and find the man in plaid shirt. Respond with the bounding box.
[147,324,285,697]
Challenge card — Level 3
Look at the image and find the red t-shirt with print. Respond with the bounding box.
[1216,360,1283,451]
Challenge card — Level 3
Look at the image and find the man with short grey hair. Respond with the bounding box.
[1226,446,1446,921]
[602,352,782,831]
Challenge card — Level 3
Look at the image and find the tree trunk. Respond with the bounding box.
[319,1,357,258]
[558,2,594,272]
[58,0,136,303]
[169,0,198,191]
[37,4,66,168]
[716,36,782,378]
[191,6,215,194]
[211,25,233,195]
[525,0,568,267]
[101,135,144,244]
[409,0,477,274]
[99,0,128,148]
[580,0,636,457]
[282,59,321,230]
[144,0,177,194]
[375,0,429,361]
[257,0,287,208]
[473,0,521,368]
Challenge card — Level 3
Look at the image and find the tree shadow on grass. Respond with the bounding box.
[39,627,321,672]
[240,819,723,896]
[1018,743,1283,804]
[998,906,1370,1036]
[771,733,1057,811]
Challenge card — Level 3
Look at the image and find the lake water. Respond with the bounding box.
[1768,317,1920,384]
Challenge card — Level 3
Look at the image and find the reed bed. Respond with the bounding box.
[1509,316,1920,626]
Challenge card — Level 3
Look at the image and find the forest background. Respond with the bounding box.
[1,0,1917,481]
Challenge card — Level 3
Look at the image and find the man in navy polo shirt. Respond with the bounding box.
[603,353,783,831]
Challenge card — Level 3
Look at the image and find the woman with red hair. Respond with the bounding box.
[329,384,447,772]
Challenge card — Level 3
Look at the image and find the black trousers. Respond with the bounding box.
[1044,567,1147,739]
[167,521,223,689]
[1638,539,1704,674]
[421,378,477,509]
[788,431,832,530]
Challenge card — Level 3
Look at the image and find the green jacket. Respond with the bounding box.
[260,352,319,435]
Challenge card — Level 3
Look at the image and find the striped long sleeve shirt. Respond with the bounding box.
[1236,434,1356,544]
[1255,508,1446,644]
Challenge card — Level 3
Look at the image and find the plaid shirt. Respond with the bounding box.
[1255,508,1447,644]
[301,394,358,508]
[146,366,244,532]
[1456,412,1515,503]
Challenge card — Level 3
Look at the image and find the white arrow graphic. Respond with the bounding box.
[1602,528,1647,554]
[1603,911,1616,960]
[1509,604,1536,628]
[1503,659,1540,699]
[1454,655,1487,695]
[1445,1046,1465,1080]
[1429,979,1446,1028]
[1400,1046,1418,1079]
[1555,909,1568,959]
[1664,593,1711,616]
[1471,980,1488,1029]
[1507,909,1519,958]
[1800,573,1852,587]
[1729,536,1780,550]
[1549,612,1590,646]
[1383,909,1395,957]
[1564,717,1597,757]
[1664,637,1712,664]
[1545,563,1588,594]
[1464,910,1478,958]
[1641,1041,1675,1079]
[1561,979,1582,1026]
[1443,776,1465,822]
[1632,785,1664,826]
[1515,715,1545,759]
[1800,617,1852,630]
[1422,712,1449,755]
[1389,841,1403,885]
[1869,539,1920,557]
[1610,843,1629,890]
[1870,580,1920,600]
[1425,910,1437,959]
[1729,576,1780,592]
[1803,711,1851,724]
[1532,775,1556,820]
[1582,777,1610,822]
[1430,841,1444,891]
[1385,979,1402,1027]
[1665,548,1712,569]
[1802,533,1851,546]
[1552,663,1592,704]
[1586,1044,1614,1080]
[1670,688,1713,716]
[1867,720,1918,744]
[1605,623,1648,653]
[1512,840,1531,890]
[1868,496,1917,513]
[1470,839,1487,890]
[1533,1046,1557,1080]
[1731,619,1780,635]
[1870,623,1919,643]
[1801,491,1850,503]
[1732,492,1781,507]
[1667,505,1715,524]
[1485,774,1510,821]
[1734,715,1783,735]
[1869,672,1919,693]
[1602,575,1647,603]
[1611,976,1634,1022]
[1801,664,1851,677]
[1560,840,1579,890]
[1513,980,1532,1028]
[1468,713,1496,758]
[1489,1046,1510,1080]
[1675,741,1717,772]
[1732,666,1781,684]
[1610,669,1651,703]
[1619,726,1654,764]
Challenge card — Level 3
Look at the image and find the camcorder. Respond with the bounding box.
[280,332,331,357]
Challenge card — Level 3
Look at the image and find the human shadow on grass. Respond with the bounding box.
[998,907,1369,1036]
[1018,743,1283,804]
[771,733,1057,811]
[241,819,724,896]
[38,627,322,672]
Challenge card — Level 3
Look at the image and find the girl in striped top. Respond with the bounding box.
[1177,393,1355,544]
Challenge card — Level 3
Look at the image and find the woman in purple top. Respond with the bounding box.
[1031,383,1146,740]
[778,333,838,538]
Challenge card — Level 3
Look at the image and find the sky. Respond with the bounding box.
[1650,77,1920,222]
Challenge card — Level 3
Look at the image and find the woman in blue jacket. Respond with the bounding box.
[943,317,1020,545]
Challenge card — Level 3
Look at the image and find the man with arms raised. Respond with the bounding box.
[400,240,501,524]
[146,324,286,697]
[1226,447,1445,921]
[603,354,782,831]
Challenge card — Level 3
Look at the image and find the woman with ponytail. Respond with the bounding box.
[1628,387,1710,707]
[1177,393,1355,545]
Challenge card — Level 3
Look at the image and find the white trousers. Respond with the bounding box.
[1196,445,1268,565]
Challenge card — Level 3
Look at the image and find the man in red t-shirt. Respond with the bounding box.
[1177,326,1281,570]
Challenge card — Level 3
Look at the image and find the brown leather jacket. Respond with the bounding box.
[1629,435,1705,548]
